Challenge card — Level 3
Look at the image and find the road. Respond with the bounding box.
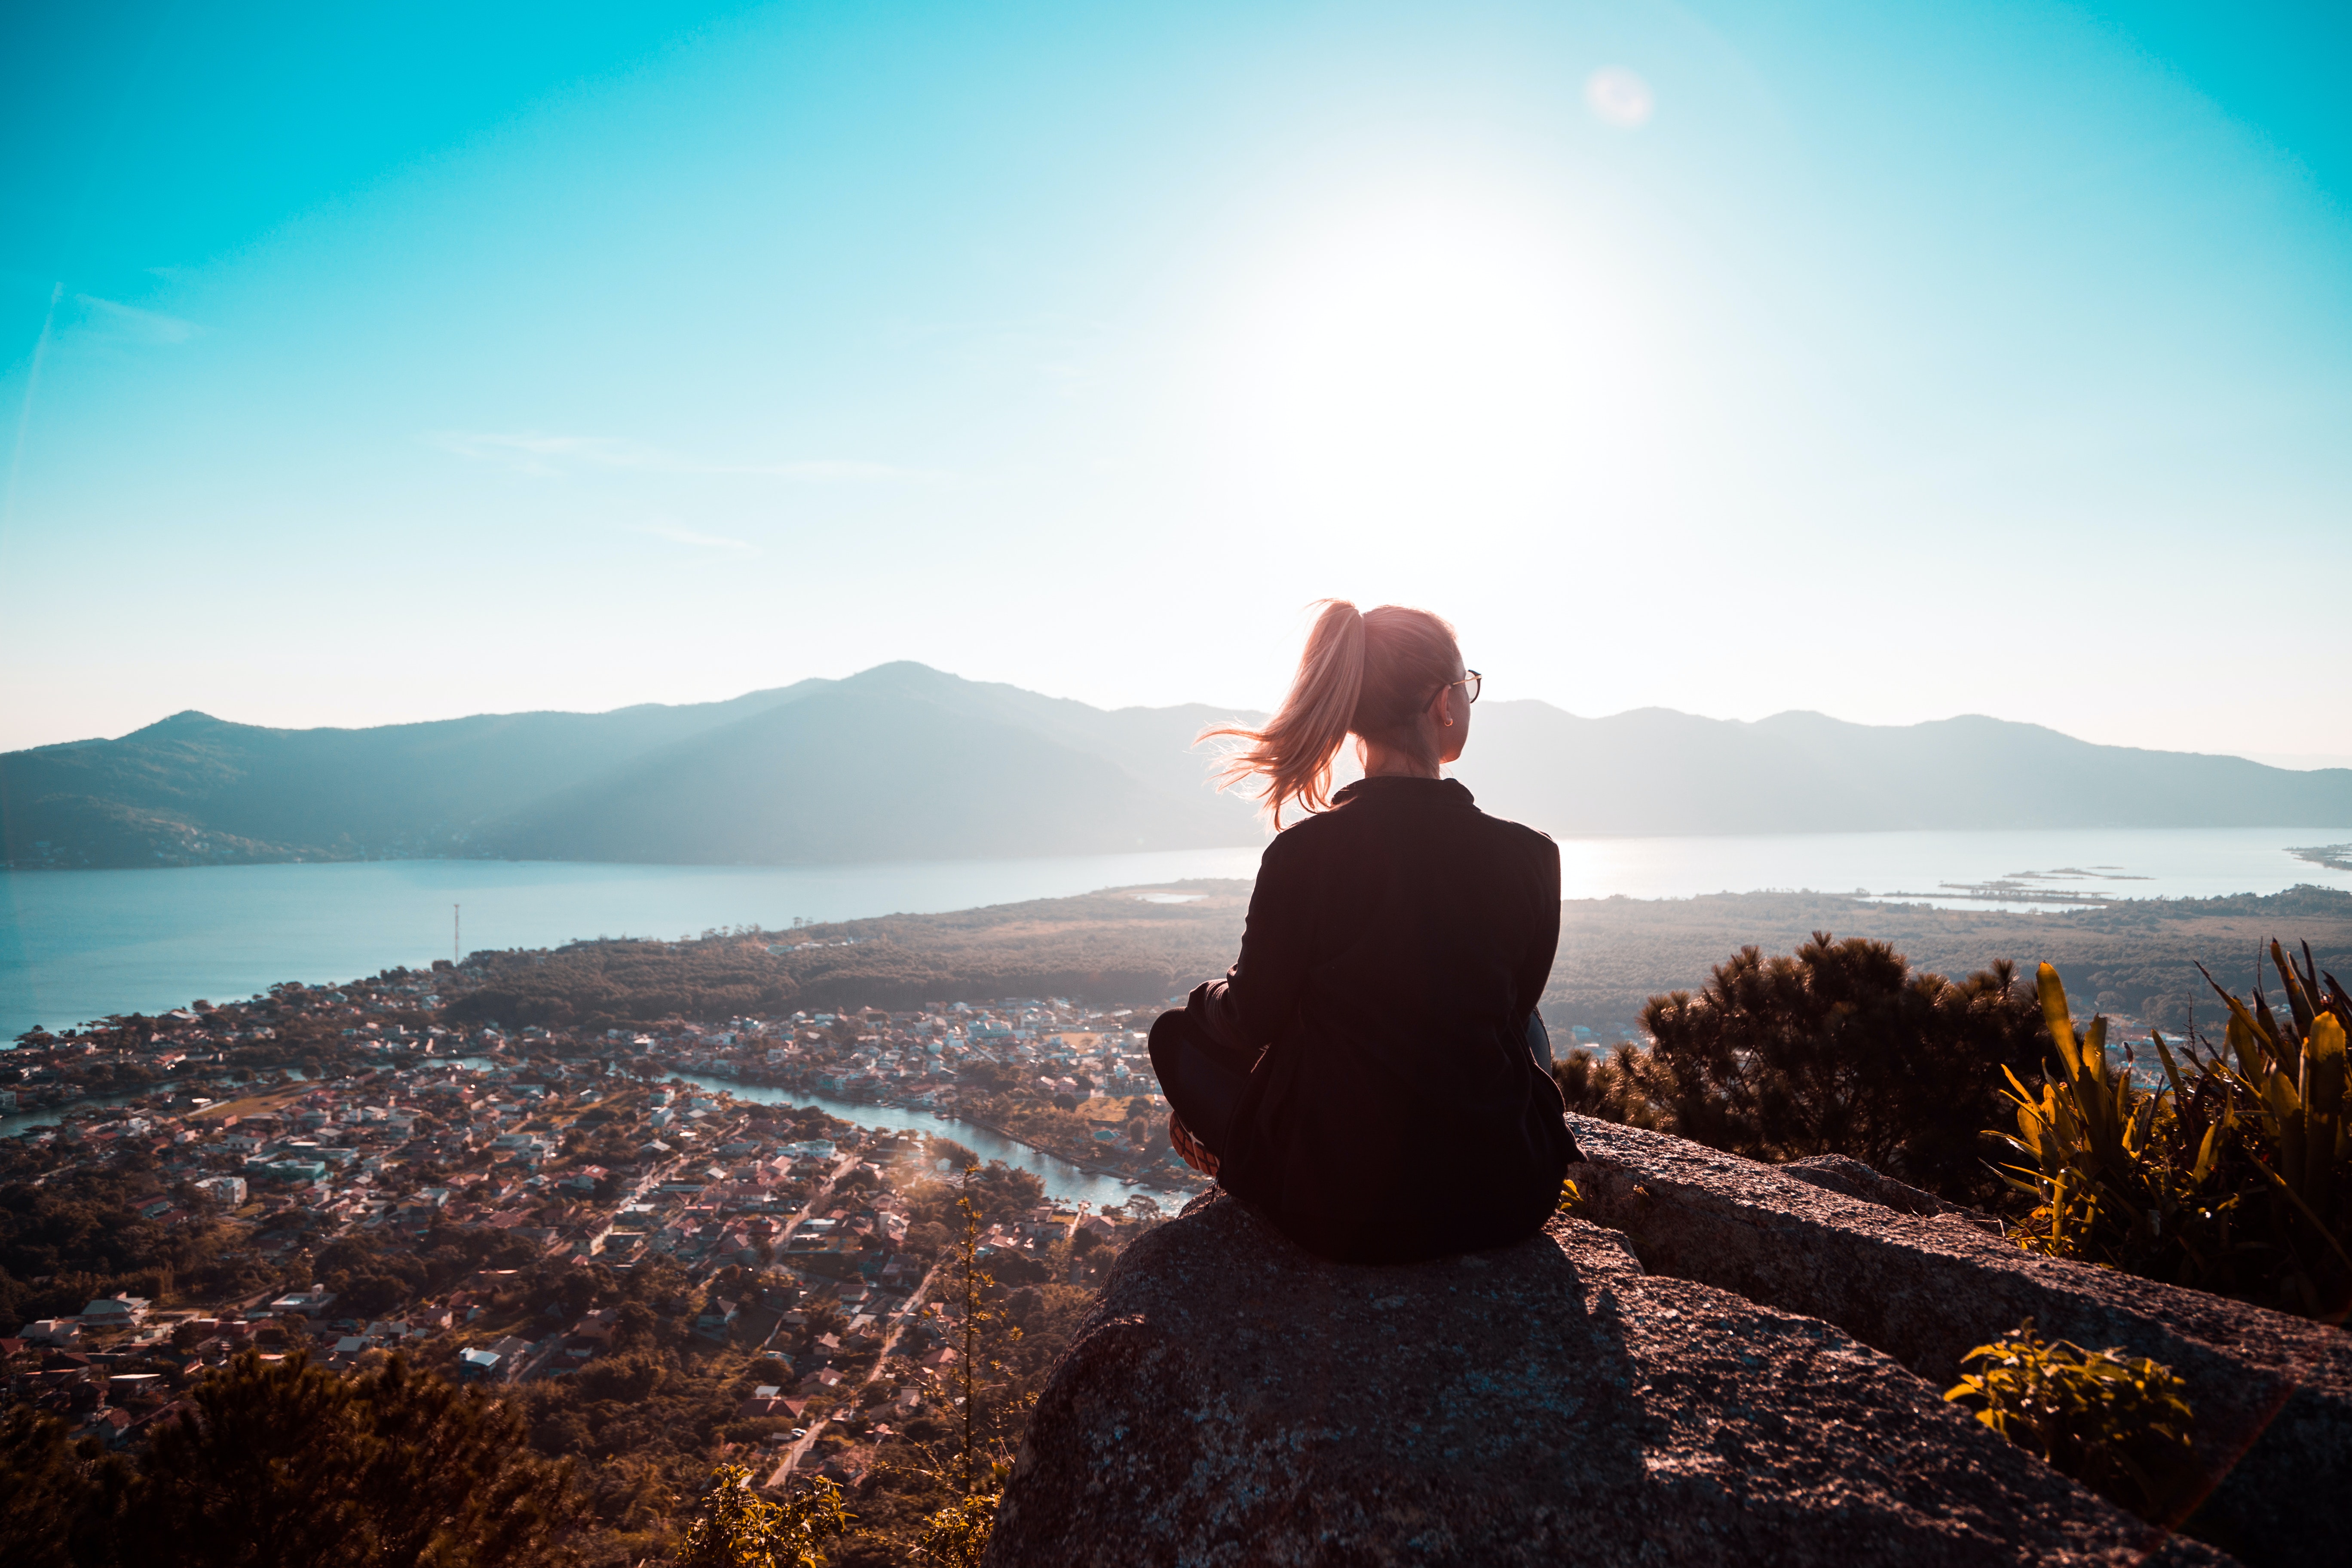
[762,1254,949,1491]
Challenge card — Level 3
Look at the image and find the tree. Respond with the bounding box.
[674,1464,848,1568]
[0,1408,130,1568]
[125,1351,574,1568]
[1556,933,2048,1204]
[903,1167,1024,1563]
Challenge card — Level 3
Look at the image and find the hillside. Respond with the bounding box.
[6,665,2350,869]
[439,882,2352,1039]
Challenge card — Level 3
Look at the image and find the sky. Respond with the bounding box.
[4,0,2348,764]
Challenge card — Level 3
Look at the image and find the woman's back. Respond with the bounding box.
[1185,776,1573,1262]
[1155,598,1579,1263]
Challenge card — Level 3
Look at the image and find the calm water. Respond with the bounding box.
[0,849,1263,1040]
[3,828,2347,1038]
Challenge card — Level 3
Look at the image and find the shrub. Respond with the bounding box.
[1993,948,2351,1318]
[675,1463,848,1568]
[1556,933,2048,1203]
[1944,1319,2193,1520]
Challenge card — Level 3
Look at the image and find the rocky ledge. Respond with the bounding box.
[1567,1115,2352,1564]
[987,1190,2233,1567]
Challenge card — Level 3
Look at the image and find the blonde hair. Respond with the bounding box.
[1200,600,1462,828]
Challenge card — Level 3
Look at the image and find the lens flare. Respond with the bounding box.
[1584,67,1654,129]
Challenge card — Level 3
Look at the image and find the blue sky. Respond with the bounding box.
[4,0,2348,763]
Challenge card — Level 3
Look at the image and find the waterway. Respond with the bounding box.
[5,829,2349,1039]
[0,1053,1199,1214]
[666,1072,1197,1213]
[0,1077,239,1140]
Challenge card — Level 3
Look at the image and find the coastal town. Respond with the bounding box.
[0,956,1208,1563]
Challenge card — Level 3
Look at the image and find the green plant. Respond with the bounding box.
[1556,1175,1584,1216]
[1992,950,2351,1318]
[675,1464,849,1568]
[911,1459,1009,1568]
[873,1168,1026,1566]
[1558,934,2048,1203]
[950,1167,1022,1498]
[2200,945,2349,1300]
[1944,1319,2193,1519]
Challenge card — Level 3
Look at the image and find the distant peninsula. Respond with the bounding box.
[5,661,2349,870]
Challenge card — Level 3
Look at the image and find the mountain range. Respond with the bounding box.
[3,662,2348,870]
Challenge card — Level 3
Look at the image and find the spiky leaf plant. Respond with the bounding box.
[1992,947,2351,1319]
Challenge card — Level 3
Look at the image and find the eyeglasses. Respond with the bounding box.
[1442,670,1482,704]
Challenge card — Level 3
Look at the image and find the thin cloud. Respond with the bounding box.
[432,431,917,481]
[73,294,200,345]
[638,521,759,554]
[753,458,903,480]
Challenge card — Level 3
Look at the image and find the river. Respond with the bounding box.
[0,1050,1199,1213]
[665,1071,1198,1213]
[4,828,2348,1038]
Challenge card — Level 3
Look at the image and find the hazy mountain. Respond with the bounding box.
[4,665,2347,870]
[486,662,1259,863]
[0,664,1262,868]
[1465,704,2352,837]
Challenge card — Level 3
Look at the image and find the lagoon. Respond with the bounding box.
[3,827,2347,1039]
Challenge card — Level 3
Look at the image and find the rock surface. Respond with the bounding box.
[1568,1115,2352,1565]
[1777,1153,1983,1221]
[987,1192,2227,1567]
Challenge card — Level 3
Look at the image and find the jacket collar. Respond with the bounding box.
[1331,775,1476,808]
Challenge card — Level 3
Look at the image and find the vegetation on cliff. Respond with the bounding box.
[1995,950,2351,1319]
[1554,932,2048,1206]
[2,1351,573,1567]
[1561,929,2352,1323]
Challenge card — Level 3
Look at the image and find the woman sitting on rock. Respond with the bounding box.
[1150,600,1579,1264]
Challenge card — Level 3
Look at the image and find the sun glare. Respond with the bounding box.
[1204,187,1672,534]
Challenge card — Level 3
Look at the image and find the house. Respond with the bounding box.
[562,1308,618,1347]
[21,1319,82,1347]
[196,1176,248,1207]
[268,1288,338,1318]
[735,1385,800,1420]
[693,1296,741,1341]
[84,1407,135,1448]
[456,1348,503,1382]
[80,1294,152,1327]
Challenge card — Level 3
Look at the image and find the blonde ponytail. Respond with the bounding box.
[1201,600,1460,828]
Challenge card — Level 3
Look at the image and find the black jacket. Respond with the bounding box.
[1191,775,1576,1263]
